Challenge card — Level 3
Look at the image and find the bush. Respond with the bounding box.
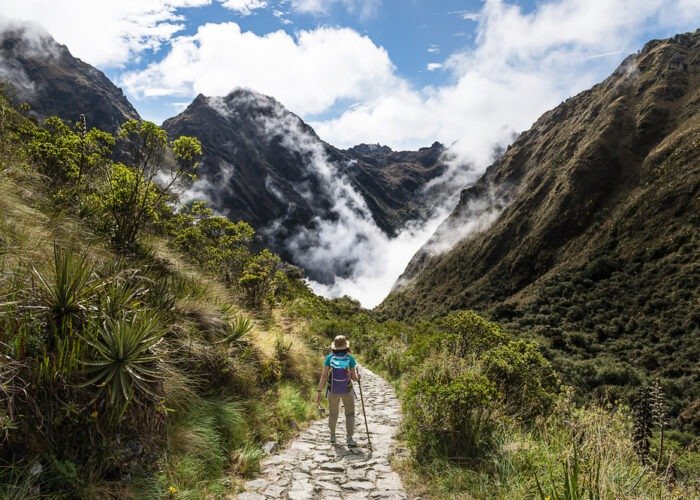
[437,310,508,357]
[482,340,560,420]
[403,354,498,461]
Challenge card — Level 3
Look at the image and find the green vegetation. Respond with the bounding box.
[0,91,318,497]
[294,295,700,498]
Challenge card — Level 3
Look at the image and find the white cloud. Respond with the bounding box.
[313,0,700,168]
[290,0,382,19]
[0,0,211,67]
[426,62,442,71]
[219,0,267,15]
[121,22,400,115]
[272,9,293,24]
[200,92,449,308]
[427,44,440,54]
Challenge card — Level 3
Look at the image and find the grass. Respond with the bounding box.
[0,115,320,497]
[396,396,699,499]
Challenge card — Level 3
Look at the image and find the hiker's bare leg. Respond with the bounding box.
[328,393,341,436]
[342,392,355,439]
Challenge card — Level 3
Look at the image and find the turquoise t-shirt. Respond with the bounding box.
[324,353,356,368]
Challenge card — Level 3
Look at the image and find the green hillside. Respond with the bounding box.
[0,90,322,497]
[379,32,700,428]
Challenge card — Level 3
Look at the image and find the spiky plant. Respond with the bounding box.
[218,313,253,345]
[32,244,101,337]
[82,314,164,418]
[632,385,653,463]
[97,270,147,321]
[649,379,667,472]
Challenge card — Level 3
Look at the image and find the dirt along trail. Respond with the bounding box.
[237,365,410,499]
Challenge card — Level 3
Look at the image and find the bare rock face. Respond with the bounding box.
[163,89,447,283]
[0,22,139,132]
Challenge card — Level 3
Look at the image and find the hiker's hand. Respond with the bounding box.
[316,392,321,405]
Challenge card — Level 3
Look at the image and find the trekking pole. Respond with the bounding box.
[357,367,372,451]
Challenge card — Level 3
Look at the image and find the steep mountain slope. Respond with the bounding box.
[0,22,139,132]
[163,90,446,282]
[380,32,700,417]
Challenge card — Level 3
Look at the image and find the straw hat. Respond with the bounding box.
[330,335,349,350]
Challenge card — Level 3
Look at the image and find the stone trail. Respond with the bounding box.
[237,365,409,499]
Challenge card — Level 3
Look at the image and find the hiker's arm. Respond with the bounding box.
[349,367,359,381]
[316,366,329,404]
[318,366,329,391]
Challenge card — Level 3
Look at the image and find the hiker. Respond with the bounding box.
[316,335,360,446]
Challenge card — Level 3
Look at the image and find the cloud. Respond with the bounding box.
[313,0,700,167]
[427,44,440,54]
[122,0,699,307]
[121,22,400,115]
[426,62,442,71]
[290,0,382,19]
[451,10,481,21]
[0,0,211,67]
[220,0,267,15]
[272,9,293,24]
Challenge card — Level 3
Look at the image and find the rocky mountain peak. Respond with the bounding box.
[0,22,139,132]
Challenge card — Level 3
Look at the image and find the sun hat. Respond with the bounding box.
[330,335,349,350]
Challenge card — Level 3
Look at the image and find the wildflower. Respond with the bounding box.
[168,485,177,494]
[90,410,98,418]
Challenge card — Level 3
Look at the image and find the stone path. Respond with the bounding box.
[237,365,409,499]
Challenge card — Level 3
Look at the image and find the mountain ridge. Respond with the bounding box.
[0,22,139,132]
[378,30,700,418]
[163,88,448,283]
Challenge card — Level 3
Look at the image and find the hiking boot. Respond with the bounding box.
[346,437,358,447]
[330,434,336,444]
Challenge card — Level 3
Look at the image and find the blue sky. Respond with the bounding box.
[108,0,495,124]
[2,0,699,306]
[3,0,699,154]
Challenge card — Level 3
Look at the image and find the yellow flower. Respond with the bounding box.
[90,410,98,418]
[168,486,177,494]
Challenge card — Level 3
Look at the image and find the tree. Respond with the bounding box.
[172,201,255,282]
[106,120,202,251]
[21,115,113,204]
[239,249,282,308]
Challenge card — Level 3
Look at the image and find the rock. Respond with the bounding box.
[315,480,342,492]
[320,463,346,472]
[342,480,375,491]
[244,479,269,490]
[262,485,285,497]
[236,493,266,500]
[376,473,403,491]
[262,441,278,455]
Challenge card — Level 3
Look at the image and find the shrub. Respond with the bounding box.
[239,249,282,308]
[403,354,498,461]
[437,310,508,358]
[482,340,560,420]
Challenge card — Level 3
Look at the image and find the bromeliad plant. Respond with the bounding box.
[32,244,101,337]
[82,314,165,420]
[31,244,103,380]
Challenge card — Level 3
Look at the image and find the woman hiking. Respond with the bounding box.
[316,335,360,446]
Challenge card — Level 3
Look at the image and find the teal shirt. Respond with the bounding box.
[324,353,356,368]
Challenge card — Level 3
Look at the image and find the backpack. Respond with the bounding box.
[328,354,351,394]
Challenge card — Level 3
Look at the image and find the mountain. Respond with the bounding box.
[380,31,700,416]
[0,22,139,132]
[163,89,447,282]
